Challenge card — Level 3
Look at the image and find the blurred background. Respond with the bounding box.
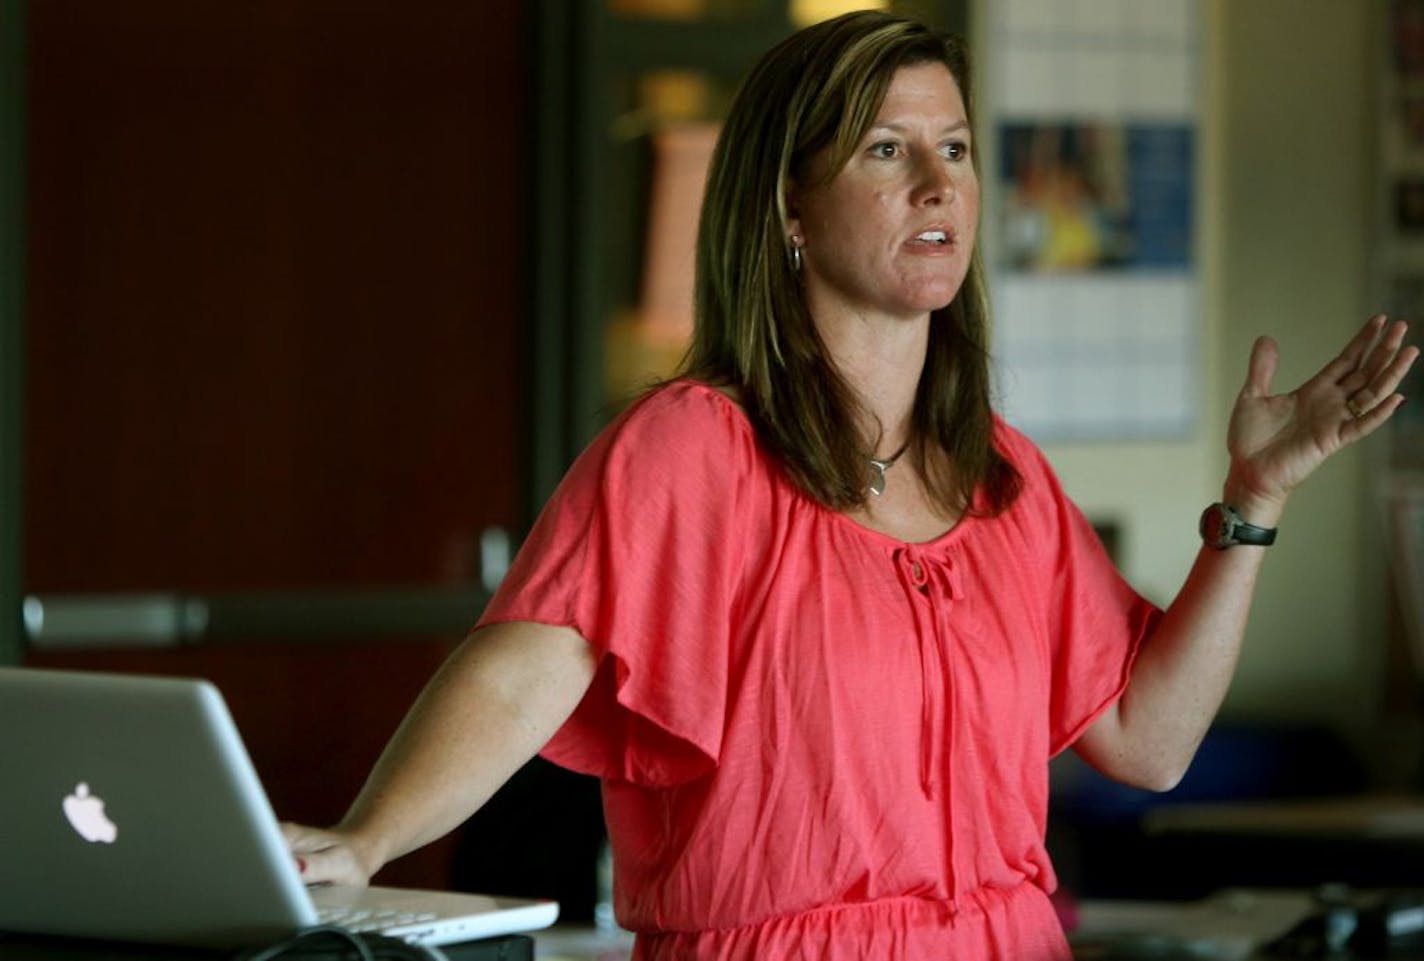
[1,0,1421,921]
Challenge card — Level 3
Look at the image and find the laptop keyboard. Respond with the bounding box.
[317,905,438,934]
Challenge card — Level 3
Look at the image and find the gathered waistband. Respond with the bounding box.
[631,883,1070,961]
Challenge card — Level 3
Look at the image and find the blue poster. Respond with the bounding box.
[999,121,1194,272]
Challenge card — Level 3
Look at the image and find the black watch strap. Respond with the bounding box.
[1199,502,1277,549]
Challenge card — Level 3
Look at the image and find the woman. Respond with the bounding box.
[285,12,1416,959]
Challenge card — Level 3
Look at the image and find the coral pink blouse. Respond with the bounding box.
[477,380,1160,960]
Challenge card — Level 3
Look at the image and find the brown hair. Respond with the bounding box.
[684,10,1019,515]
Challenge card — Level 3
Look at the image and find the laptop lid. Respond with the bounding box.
[0,667,557,949]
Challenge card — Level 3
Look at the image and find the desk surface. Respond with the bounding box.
[1072,889,1314,960]
[1144,794,1424,841]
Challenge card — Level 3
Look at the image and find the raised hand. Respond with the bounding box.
[1225,314,1418,518]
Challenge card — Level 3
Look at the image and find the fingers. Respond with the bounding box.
[1346,344,1418,415]
[1368,317,1410,376]
[1340,316,1409,392]
[1341,320,1417,423]
[1240,335,1279,399]
[280,820,335,854]
[1342,392,1408,444]
[279,821,372,886]
[1322,314,1389,384]
[300,845,371,888]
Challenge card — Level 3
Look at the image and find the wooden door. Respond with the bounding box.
[23,0,530,890]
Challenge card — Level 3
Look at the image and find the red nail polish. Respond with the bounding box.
[296,857,307,875]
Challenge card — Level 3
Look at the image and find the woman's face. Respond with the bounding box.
[788,62,978,325]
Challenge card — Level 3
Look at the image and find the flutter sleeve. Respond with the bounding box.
[475,383,754,786]
[997,424,1164,756]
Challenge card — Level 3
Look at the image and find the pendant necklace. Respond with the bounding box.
[867,440,910,497]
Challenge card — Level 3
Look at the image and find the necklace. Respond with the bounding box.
[867,440,910,497]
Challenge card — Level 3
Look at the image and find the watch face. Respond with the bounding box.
[1199,503,1275,548]
[1200,504,1233,548]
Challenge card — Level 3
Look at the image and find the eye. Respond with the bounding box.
[868,141,901,160]
[940,140,970,161]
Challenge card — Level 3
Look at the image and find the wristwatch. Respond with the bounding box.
[1199,502,1277,549]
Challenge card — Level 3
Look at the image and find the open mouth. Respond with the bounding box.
[913,230,949,245]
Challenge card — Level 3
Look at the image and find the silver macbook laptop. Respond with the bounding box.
[0,666,559,949]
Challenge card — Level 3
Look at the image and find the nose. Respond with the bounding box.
[911,153,955,206]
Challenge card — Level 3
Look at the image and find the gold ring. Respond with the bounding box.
[1345,397,1365,419]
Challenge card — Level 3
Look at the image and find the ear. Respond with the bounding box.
[784,177,803,244]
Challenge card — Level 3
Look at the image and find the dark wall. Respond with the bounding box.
[25,0,529,592]
[23,0,533,889]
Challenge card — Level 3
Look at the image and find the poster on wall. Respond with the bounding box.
[988,0,1201,442]
[1000,122,1193,273]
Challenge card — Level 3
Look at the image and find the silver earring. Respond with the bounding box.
[790,237,803,273]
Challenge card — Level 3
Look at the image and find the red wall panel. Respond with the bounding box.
[23,1,533,890]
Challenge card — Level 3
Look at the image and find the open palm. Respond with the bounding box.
[1227,315,1417,510]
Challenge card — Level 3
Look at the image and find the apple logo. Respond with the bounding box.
[62,782,118,843]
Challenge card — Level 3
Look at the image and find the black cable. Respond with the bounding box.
[227,926,447,961]
[230,926,375,961]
